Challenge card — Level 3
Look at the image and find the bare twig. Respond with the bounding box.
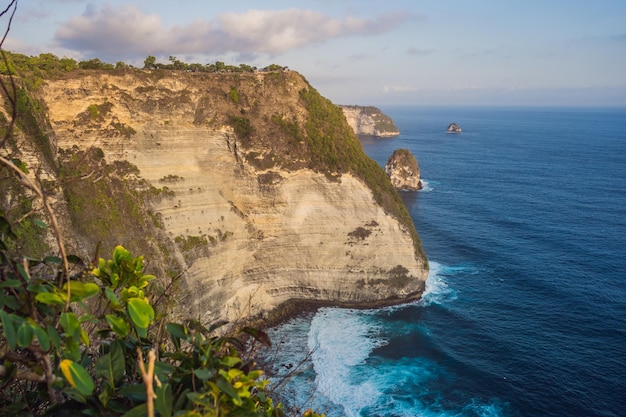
[137,349,157,417]
[0,155,70,280]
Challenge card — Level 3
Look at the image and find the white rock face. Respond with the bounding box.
[385,149,422,191]
[340,105,399,137]
[38,72,427,325]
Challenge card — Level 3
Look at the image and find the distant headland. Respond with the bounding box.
[340,105,400,137]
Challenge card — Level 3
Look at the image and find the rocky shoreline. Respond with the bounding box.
[251,284,426,331]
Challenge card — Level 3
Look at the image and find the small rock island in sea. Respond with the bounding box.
[447,122,462,133]
[340,105,400,137]
[385,149,422,191]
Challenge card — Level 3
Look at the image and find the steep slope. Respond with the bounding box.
[4,68,427,325]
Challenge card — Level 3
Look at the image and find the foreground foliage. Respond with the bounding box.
[0,231,294,416]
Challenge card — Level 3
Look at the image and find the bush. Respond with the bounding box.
[0,239,285,416]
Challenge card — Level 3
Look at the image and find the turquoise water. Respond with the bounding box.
[259,107,626,417]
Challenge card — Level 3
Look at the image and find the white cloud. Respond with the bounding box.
[383,85,420,93]
[54,4,163,58]
[53,5,412,60]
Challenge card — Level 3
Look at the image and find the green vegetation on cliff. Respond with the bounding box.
[298,86,426,263]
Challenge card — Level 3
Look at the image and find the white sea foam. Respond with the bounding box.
[420,261,459,306]
[307,308,388,417]
[261,262,494,417]
[419,178,434,192]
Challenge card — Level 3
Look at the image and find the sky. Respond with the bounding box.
[3,0,626,107]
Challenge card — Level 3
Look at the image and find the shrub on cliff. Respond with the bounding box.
[299,85,427,264]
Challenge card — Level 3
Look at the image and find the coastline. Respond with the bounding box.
[249,284,425,331]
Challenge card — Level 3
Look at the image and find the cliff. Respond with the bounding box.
[339,105,399,137]
[386,149,422,191]
[1,68,427,325]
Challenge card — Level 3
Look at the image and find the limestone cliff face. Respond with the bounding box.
[385,149,422,191]
[9,69,427,325]
[340,105,399,137]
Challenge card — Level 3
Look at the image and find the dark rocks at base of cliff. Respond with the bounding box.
[447,122,462,133]
[385,149,422,191]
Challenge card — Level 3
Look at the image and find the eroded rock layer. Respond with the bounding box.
[11,69,427,324]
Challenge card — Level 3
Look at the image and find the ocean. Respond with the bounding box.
[258,107,626,417]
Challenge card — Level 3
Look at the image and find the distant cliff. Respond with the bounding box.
[1,68,427,326]
[340,105,399,137]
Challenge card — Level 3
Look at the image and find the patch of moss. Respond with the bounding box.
[10,88,56,170]
[227,115,254,146]
[348,227,371,240]
[58,146,162,259]
[388,265,411,289]
[174,235,209,251]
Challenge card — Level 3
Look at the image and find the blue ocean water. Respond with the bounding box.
[259,107,626,417]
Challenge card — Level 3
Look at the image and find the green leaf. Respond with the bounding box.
[127,298,154,330]
[79,328,90,346]
[43,256,62,264]
[63,281,100,302]
[216,375,241,405]
[113,245,132,266]
[11,158,28,173]
[120,403,147,417]
[154,361,176,381]
[119,384,147,402]
[240,326,272,348]
[60,359,95,396]
[166,322,187,349]
[0,279,21,288]
[47,324,61,350]
[0,292,20,311]
[32,324,51,351]
[17,322,34,348]
[60,312,80,338]
[194,368,211,381]
[154,383,172,417]
[96,342,125,387]
[105,287,121,307]
[0,310,18,350]
[105,314,130,337]
[33,218,48,230]
[66,254,84,265]
[220,356,242,368]
[35,291,66,305]
[98,386,112,408]
[16,263,29,281]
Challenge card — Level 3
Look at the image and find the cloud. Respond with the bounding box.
[54,4,163,58]
[383,85,420,93]
[54,5,412,60]
[407,47,433,55]
[610,33,626,42]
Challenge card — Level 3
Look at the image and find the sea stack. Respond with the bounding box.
[385,149,422,191]
[447,122,462,133]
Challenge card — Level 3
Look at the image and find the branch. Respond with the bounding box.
[137,349,157,417]
[0,155,70,280]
